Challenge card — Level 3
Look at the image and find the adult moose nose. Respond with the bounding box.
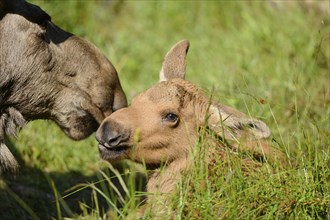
[96,120,130,149]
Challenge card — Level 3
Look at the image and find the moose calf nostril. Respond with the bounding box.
[108,134,120,145]
[96,121,130,149]
[104,128,123,147]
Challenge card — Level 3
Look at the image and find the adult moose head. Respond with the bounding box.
[96,40,281,217]
[0,0,127,174]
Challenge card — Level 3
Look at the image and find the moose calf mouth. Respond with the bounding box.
[98,143,130,160]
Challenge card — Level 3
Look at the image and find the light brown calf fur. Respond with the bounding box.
[96,40,282,217]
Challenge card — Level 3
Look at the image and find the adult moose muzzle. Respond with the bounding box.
[0,0,127,174]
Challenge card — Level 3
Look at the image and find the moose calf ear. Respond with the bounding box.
[159,40,190,82]
[236,118,271,139]
[207,104,271,141]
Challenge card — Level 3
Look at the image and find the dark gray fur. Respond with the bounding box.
[0,0,127,174]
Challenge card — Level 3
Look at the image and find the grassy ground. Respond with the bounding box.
[1,0,329,219]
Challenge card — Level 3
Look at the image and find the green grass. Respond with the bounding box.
[1,0,329,219]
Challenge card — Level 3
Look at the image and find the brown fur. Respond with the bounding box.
[0,0,127,174]
[96,40,283,217]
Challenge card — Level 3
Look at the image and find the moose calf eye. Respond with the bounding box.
[163,113,178,122]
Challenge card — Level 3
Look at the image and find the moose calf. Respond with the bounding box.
[0,0,127,174]
[96,40,282,217]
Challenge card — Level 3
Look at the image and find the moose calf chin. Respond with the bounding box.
[96,40,285,217]
[0,0,127,174]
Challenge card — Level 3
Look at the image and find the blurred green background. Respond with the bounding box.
[1,0,329,219]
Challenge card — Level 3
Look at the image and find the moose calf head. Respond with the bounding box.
[0,0,127,173]
[96,40,274,216]
[96,40,271,168]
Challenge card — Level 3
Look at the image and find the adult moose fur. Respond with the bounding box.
[96,40,284,217]
[0,0,127,174]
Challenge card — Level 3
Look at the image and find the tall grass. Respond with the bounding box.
[1,1,329,219]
